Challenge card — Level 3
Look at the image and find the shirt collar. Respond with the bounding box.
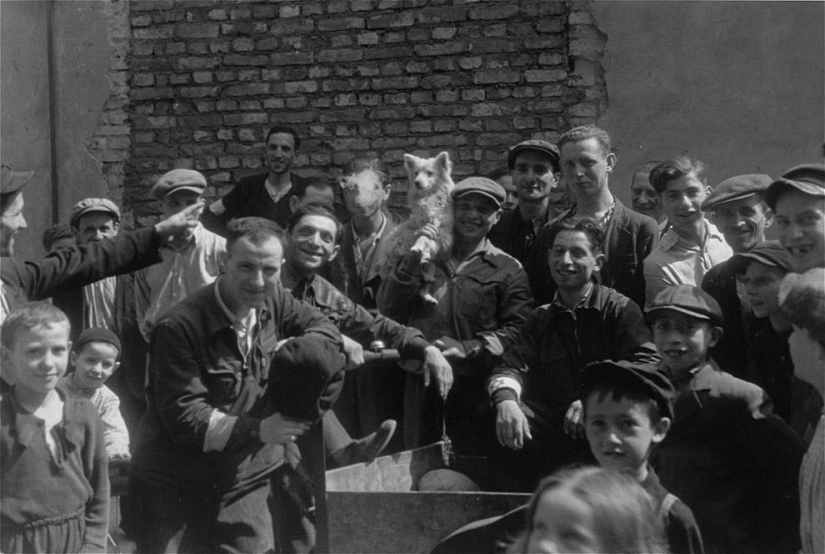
[550,280,596,312]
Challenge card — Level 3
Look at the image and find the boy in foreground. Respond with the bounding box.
[581,359,704,554]
[648,285,805,553]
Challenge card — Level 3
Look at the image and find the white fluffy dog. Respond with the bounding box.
[380,151,455,304]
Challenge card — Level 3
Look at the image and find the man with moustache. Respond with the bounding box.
[701,174,774,378]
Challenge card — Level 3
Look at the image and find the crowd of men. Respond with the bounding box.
[0,123,823,554]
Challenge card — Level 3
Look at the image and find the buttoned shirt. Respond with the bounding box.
[135,223,225,341]
[644,220,732,308]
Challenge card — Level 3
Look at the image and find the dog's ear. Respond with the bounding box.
[434,151,452,175]
[403,153,418,174]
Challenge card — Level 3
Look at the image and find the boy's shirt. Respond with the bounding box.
[644,219,732,309]
[653,359,806,554]
[135,223,225,341]
[641,464,704,554]
[59,374,130,459]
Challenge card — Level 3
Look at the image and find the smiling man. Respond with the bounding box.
[201,126,313,237]
[379,177,533,451]
[700,174,774,378]
[129,216,345,553]
[528,126,658,309]
[488,140,563,274]
[766,163,825,274]
[630,160,666,226]
[486,218,657,490]
[644,157,733,308]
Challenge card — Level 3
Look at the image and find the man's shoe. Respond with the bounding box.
[363,419,397,462]
[329,419,397,467]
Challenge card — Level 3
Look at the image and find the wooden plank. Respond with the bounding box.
[327,491,530,553]
[326,442,444,493]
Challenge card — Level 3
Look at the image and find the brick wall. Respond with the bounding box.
[126,0,606,222]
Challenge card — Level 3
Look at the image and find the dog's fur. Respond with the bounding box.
[379,152,455,302]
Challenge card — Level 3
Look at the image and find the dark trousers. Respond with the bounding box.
[130,477,274,553]
[484,401,594,492]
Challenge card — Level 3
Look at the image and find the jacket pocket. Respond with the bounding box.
[204,360,241,407]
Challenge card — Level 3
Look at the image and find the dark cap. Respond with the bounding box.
[451,177,506,208]
[765,163,825,210]
[507,139,561,172]
[70,198,121,228]
[73,327,122,357]
[581,358,676,420]
[1,165,35,197]
[646,285,724,327]
[702,174,772,211]
[151,169,208,198]
[728,241,793,275]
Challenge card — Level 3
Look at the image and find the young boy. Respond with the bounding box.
[644,157,732,308]
[647,285,806,554]
[59,327,130,459]
[1,302,109,552]
[778,267,825,554]
[580,358,703,554]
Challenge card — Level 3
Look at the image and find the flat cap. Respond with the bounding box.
[1,164,35,197]
[74,327,122,356]
[728,241,793,275]
[507,139,561,172]
[70,198,121,228]
[152,169,207,198]
[766,163,825,210]
[646,285,723,327]
[581,358,676,420]
[702,174,772,211]
[451,177,505,208]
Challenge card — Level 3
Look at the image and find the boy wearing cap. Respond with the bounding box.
[488,140,564,274]
[59,327,131,459]
[647,285,805,554]
[581,359,704,554]
[528,126,659,309]
[766,163,825,273]
[135,169,226,341]
[778,268,825,554]
[700,174,774,378]
[644,157,733,309]
[730,242,822,441]
[378,177,533,451]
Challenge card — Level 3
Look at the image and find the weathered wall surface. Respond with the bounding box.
[594,1,825,207]
[1,0,53,260]
[125,0,607,222]
[0,0,131,258]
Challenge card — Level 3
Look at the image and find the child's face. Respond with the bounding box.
[788,325,824,393]
[526,485,603,554]
[659,172,709,233]
[652,310,720,374]
[740,261,785,319]
[2,323,70,395]
[584,392,668,476]
[70,341,120,389]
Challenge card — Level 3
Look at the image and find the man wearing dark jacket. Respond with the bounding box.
[201,126,312,236]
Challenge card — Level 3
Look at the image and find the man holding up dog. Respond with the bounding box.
[378,177,533,453]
